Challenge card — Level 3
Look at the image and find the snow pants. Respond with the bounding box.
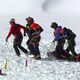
[66,38,77,56]
[55,38,71,59]
[13,34,28,56]
[27,35,41,57]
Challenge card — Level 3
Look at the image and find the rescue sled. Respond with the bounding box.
[75,54,80,61]
[47,51,79,61]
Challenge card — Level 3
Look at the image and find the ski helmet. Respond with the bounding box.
[9,18,15,25]
[10,18,15,23]
[51,22,58,29]
[26,17,34,25]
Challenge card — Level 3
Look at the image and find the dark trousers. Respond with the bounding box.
[55,38,70,59]
[27,35,41,57]
[28,44,40,56]
[13,35,28,56]
[66,39,77,56]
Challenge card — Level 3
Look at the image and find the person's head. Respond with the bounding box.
[26,17,34,25]
[63,27,67,31]
[9,18,15,25]
[51,22,58,29]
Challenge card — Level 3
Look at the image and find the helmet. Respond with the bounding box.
[26,17,34,24]
[63,27,67,31]
[10,18,15,23]
[51,22,58,28]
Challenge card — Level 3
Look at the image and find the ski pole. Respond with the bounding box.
[25,59,27,67]
[3,58,8,70]
[3,42,10,70]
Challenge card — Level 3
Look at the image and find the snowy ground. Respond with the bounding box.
[1,35,80,80]
[1,0,80,80]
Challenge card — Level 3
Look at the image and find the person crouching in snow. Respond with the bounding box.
[6,18,28,56]
[25,17,43,60]
[51,22,71,59]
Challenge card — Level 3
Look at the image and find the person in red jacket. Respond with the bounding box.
[25,17,43,59]
[6,18,28,56]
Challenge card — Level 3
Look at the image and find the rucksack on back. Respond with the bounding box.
[67,29,76,38]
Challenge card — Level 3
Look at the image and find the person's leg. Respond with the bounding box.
[66,40,70,52]
[70,39,77,56]
[33,45,41,59]
[26,38,33,54]
[18,45,28,54]
[55,38,67,59]
[32,36,41,59]
[55,42,63,59]
[28,35,41,57]
[17,35,28,54]
[28,44,35,55]
[13,37,20,56]
[66,46,70,52]
[13,45,20,56]
[70,46,77,56]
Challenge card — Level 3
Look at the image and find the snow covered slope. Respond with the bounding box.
[0,0,80,80]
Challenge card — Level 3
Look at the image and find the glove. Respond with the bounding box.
[52,39,55,43]
[6,38,8,42]
[24,33,26,36]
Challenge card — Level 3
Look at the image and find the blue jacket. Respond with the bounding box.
[54,26,63,41]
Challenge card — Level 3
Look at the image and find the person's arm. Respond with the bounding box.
[32,26,43,36]
[55,29,61,41]
[6,26,12,42]
[19,24,27,36]
[38,26,43,33]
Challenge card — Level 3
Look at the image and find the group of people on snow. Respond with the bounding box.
[6,17,43,60]
[6,17,78,60]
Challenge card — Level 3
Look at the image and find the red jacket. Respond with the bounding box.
[7,24,27,39]
[30,23,40,30]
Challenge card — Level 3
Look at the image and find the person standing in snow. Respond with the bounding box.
[51,22,71,59]
[6,18,28,56]
[25,17,43,60]
[63,27,77,56]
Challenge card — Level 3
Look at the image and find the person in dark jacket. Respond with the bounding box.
[51,22,71,59]
[63,27,77,56]
[6,18,28,56]
[25,17,43,59]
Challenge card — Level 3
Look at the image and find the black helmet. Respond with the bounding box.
[63,27,67,31]
[10,18,15,23]
[51,22,58,28]
[26,17,34,24]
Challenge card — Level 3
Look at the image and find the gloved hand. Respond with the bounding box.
[6,38,8,42]
[24,33,26,36]
[52,39,55,43]
[64,35,67,39]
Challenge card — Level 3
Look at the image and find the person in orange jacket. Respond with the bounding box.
[6,18,28,56]
[25,17,43,59]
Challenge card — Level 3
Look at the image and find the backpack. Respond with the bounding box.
[67,29,76,38]
[63,27,76,39]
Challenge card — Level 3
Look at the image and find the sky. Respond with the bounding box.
[0,0,80,39]
[0,0,80,15]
